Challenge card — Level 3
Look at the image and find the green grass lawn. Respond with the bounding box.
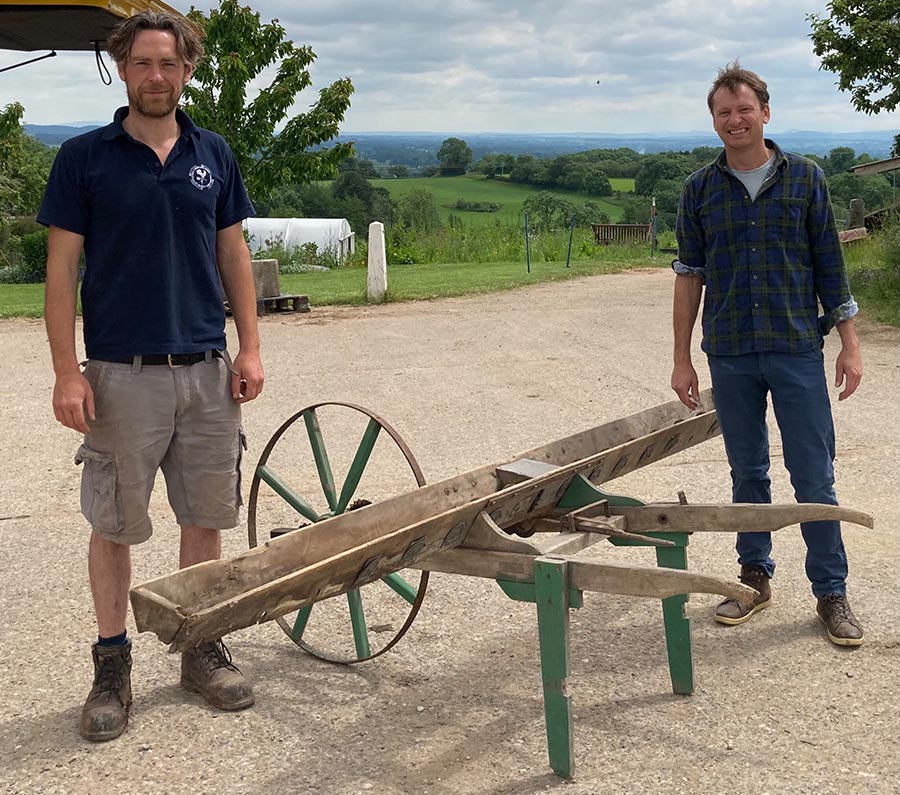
[280,255,662,305]
[6,245,896,327]
[372,174,631,227]
[0,283,44,318]
[0,255,665,317]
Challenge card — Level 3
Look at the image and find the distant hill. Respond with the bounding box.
[24,124,896,161]
[24,124,101,146]
[336,130,898,165]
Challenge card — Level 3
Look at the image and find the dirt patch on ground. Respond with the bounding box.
[1,270,897,795]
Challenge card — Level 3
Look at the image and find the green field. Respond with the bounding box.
[372,174,633,226]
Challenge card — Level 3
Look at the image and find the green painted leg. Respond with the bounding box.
[534,557,574,779]
[291,605,312,641]
[656,539,693,695]
[347,589,371,658]
[382,572,418,604]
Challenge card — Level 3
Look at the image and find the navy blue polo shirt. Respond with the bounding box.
[37,107,255,360]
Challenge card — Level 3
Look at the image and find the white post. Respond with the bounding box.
[367,221,387,302]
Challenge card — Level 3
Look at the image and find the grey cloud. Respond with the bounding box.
[2,0,895,133]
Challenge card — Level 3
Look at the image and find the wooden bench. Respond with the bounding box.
[592,223,652,245]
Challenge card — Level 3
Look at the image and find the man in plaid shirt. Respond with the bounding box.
[671,62,864,646]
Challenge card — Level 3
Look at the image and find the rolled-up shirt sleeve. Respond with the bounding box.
[818,296,859,335]
[673,178,706,280]
[672,258,707,277]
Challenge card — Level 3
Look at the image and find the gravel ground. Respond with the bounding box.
[1,269,897,795]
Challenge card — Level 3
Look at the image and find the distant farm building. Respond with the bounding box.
[244,218,355,261]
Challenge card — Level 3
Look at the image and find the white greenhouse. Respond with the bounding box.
[243,218,355,261]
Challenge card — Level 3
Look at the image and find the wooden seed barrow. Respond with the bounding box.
[130,391,873,778]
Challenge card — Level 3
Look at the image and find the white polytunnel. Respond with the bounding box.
[243,218,356,260]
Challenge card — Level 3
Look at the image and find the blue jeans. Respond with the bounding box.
[707,348,847,597]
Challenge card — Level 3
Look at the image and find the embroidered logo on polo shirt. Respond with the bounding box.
[189,164,215,190]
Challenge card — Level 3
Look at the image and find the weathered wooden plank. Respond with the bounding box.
[140,500,484,650]
[482,407,721,527]
[567,559,755,602]
[611,503,875,533]
[415,549,757,603]
[535,532,597,556]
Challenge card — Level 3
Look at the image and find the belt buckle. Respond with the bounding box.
[167,353,185,369]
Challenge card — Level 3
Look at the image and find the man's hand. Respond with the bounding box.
[834,343,862,401]
[53,370,94,433]
[671,361,701,409]
[231,350,264,403]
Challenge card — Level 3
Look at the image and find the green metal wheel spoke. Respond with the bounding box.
[336,419,382,513]
[347,589,371,658]
[257,464,320,523]
[291,605,313,640]
[303,409,338,513]
[381,572,418,605]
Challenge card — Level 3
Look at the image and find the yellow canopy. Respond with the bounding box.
[0,0,184,52]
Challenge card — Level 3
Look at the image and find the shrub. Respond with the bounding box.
[449,198,501,213]
[17,227,48,282]
[844,216,900,326]
[255,236,347,274]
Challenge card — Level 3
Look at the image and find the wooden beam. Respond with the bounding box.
[415,549,757,603]
[849,155,900,176]
[611,503,875,533]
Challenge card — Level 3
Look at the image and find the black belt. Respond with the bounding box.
[99,350,223,366]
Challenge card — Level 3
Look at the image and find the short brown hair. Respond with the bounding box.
[107,11,204,66]
[707,60,769,113]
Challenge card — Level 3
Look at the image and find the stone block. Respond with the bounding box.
[251,259,281,299]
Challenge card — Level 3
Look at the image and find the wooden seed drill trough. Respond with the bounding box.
[130,391,873,778]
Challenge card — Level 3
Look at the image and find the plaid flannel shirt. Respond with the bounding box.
[674,140,857,356]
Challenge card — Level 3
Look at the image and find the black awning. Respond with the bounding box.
[0,5,125,51]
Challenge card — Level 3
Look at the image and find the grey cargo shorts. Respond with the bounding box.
[75,353,245,545]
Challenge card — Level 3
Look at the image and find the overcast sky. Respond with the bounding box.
[2,0,898,134]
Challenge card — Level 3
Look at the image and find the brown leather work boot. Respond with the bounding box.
[817,593,864,647]
[181,639,255,710]
[714,565,772,625]
[80,640,132,742]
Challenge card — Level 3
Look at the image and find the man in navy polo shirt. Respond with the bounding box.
[671,62,864,647]
[39,11,264,740]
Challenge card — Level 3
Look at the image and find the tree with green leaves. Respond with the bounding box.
[582,167,613,197]
[183,0,354,205]
[808,2,900,116]
[396,189,442,232]
[827,172,896,211]
[436,137,473,176]
[825,146,858,175]
[634,154,691,196]
[522,191,576,232]
[0,102,56,217]
[476,153,515,178]
[338,156,379,178]
[0,103,24,221]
